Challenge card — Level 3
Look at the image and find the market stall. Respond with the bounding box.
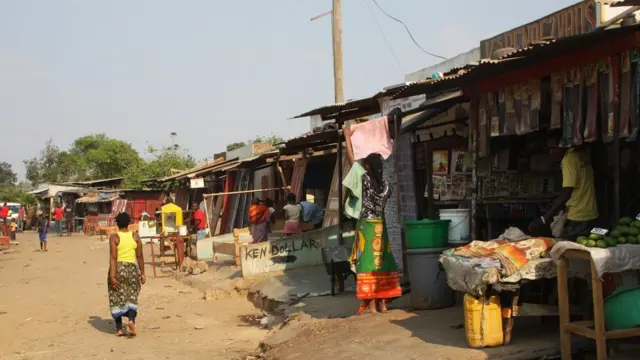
[386,22,640,356]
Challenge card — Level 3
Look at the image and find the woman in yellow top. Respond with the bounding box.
[108,212,146,337]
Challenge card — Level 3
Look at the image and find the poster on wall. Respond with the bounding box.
[451,150,472,174]
[432,150,449,175]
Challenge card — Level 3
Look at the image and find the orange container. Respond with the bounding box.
[463,294,504,348]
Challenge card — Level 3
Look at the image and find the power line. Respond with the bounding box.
[370,0,447,60]
[364,0,402,70]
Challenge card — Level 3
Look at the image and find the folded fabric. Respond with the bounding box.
[342,162,367,219]
[349,116,393,160]
[452,238,556,277]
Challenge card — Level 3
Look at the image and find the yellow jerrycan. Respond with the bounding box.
[463,294,504,348]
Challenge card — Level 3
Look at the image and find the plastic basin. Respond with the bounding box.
[403,219,451,249]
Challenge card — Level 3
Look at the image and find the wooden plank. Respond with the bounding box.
[557,258,573,360]
[605,327,640,340]
[210,196,223,236]
[323,152,349,227]
[290,158,308,201]
[565,322,596,340]
[591,258,608,360]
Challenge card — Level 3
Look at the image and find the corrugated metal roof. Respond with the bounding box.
[76,192,121,204]
[290,84,407,120]
[392,24,640,99]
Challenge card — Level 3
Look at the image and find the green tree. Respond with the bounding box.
[226,141,246,151]
[23,140,77,186]
[225,134,284,152]
[69,134,142,179]
[0,162,17,185]
[123,145,196,189]
[0,184,36,205]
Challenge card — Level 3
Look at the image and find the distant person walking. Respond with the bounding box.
[10,219,17,241]
[18,205,25,232]
[37,214,49,252]
[52,204,64,237]
[108,212,146,337]
[282,193,303,236]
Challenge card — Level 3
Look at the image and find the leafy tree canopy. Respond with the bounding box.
[123,144,196,189]
[0,162,17,185]
[225,134,285,151]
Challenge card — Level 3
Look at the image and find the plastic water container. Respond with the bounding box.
[439,209,470,244]
[463,294,504,348]
[178,225,188,236]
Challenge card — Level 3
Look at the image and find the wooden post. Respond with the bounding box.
[49,197,53,224]
[612,55,621,223]
[469,94,479,240]
[557,257,572,360]
[337,121,344,246]
[332,0,344,103]
[425,143,435,219]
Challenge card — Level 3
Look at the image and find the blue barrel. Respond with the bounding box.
[405,247,453,310]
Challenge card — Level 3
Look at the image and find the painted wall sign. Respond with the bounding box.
[480,1,599,58]
[240,223,355,278]
[190,177,205,189]
[380,94,427,117]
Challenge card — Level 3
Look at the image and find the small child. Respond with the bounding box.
[10,218,17,241]
[37,215,49,252]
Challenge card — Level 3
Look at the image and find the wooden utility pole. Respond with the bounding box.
[332,0,344,103]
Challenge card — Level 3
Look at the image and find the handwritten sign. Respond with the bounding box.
[480,1,597,58]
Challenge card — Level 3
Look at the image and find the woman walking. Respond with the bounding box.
[108,212,146,336]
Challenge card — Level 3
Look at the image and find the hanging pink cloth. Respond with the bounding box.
[349,116,392,160]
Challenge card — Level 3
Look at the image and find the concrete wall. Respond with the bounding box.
[382,133,418,275]
[240,223,355,278]
[405,48,481,82]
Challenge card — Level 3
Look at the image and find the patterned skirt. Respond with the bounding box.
[108,262,141,319]
[350,218,402,300]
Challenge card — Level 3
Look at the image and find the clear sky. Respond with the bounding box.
[1,0,578,179]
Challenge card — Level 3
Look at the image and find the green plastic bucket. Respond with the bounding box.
[403,219,451,249]
[604,286,640,331]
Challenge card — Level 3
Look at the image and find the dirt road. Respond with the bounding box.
[0,233,266,360]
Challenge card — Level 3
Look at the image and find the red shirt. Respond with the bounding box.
[193,209,206,230]
[53,208,64,221]
[0,205,7,218]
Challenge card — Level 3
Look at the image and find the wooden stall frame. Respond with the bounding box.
[557,249,640,360]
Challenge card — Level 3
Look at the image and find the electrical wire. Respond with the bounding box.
[370,0,447,60]
[363,0,403,70]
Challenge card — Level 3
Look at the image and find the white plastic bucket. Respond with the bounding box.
[439,209,470,244]
[178,225,188,236]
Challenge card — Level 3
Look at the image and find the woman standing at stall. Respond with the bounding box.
[108,212,146,336]
[343,124,401,315]
[249,198,271,243]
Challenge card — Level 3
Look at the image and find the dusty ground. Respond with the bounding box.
[0,232,266,360]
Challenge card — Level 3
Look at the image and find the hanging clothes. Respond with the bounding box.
[503,86,517,135]
[561,69,576,147]
[478,94,489,157]
[498,89,507,135]
[551,73,563,129]
[620,51,632,139]
[489,92,500,137]
[630,50,640,141]
[530,78,541,132]
[514,84,525,134]
[600,59,613,143]
[342,162,367,220]
[583,64,599,142]
[572,67,585,146]
[349,117,392,161]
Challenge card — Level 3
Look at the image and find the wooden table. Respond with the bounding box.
[148,235,191,278]
[557,249,640,360]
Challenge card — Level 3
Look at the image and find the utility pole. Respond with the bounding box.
[332,0,344,103]
[311,0,344,103]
